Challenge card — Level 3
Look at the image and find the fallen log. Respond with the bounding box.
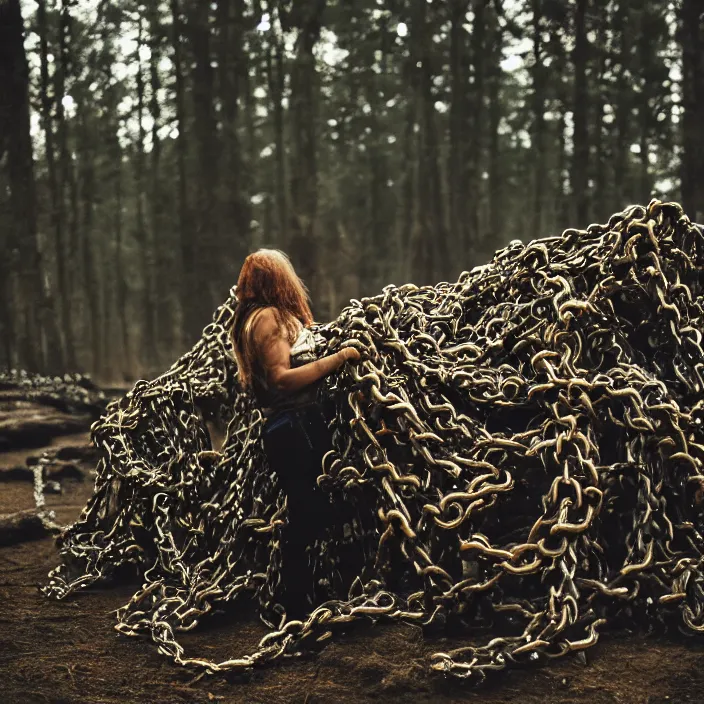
[0,408,92,451]
[0,461,85,483]
[54,444,98,463]
[46,462,86,482]
[0,509,51,546]
[0,467,33,481]
[25,444,97,466]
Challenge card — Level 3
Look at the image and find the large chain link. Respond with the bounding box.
[40,200,704,680]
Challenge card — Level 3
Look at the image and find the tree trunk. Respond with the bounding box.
[186,0,222,331]
[469,0,488,257]
[57,0,80,366]
[612,2,630,213]
[362,42,392,295]
[680,0,704,221]
[0,0,46,371]
[147,5,171,367]
[530,0,546,240]
[170,0,189,351]
[134,9,157,373]
[410,0,448,283]
[449,0,470,260]
[591,0,610,219]
[114,144,130,378]
[571,0,590,226]
[37,0,69,372]
[54,0,79,370]
[400,77,417,283]
[217,0,250,276]
[78,106,100,375]
[266,27,288,248]
[89,3,127,379]
[243,35,258,241]
[0,180,11,368]
[487,5,503,249]
[287,0,326,303]
[557,88,570,228]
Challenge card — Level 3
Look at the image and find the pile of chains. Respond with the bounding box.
[0,369,107,416]
[43,200,704,680]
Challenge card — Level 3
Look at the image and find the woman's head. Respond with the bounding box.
[231,249,313,387]
[236,249,313,327]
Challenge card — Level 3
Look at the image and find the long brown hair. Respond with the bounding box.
[230,249,313,388]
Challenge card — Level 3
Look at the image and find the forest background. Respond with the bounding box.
[1,0,702,381]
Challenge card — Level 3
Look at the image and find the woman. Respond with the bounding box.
[230,249,360,617]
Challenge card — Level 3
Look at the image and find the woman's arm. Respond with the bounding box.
[253,308,359,393]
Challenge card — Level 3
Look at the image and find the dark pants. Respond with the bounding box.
[262,403,333,614]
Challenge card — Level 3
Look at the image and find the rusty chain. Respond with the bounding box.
[39,200,704,680]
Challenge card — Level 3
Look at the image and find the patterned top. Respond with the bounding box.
[245,312,322,416]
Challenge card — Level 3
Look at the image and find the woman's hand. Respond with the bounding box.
[253,309,362,391]
[339,346,361,363]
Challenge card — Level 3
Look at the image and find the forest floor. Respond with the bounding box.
[2,432,704,703]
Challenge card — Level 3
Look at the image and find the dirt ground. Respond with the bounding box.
[2,435,704,704]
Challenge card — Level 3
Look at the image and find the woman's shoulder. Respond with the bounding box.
[248,305,275,329]
[248,305,276,322]
[248,306,291,344]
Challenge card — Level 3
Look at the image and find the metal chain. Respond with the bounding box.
[40,200,704,680]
